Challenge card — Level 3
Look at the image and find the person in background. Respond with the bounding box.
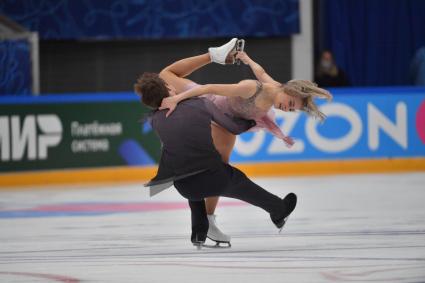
[315,50,350,87]
[409,46,425,86]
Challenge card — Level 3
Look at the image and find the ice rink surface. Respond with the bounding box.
[0,172,424,283]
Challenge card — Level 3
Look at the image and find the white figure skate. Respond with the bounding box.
[206,214,231,247]
[209,38,245,65]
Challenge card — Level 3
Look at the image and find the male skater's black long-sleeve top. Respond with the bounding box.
[145,97,255,190]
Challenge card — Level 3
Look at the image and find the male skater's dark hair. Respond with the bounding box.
[134,72,169,109]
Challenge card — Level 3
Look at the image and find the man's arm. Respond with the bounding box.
[203,99,256,135]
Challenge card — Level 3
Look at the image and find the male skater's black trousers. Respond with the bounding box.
[173,163,284,236]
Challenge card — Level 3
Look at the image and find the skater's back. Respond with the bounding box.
[149,97,254,184]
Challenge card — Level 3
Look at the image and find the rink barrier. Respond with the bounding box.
[0,157,424,188]
[1,87,424,187]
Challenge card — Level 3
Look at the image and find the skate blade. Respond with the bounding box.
[201,242,231,249]
[193,242,204,250]
[206,236,231,248]
[194,238,231,249]
[235,39,245,65]
[278,216,289,234]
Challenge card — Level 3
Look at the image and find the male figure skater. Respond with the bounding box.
[138,73,297,247]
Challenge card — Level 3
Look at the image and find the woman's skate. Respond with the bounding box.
[209,38,245,65]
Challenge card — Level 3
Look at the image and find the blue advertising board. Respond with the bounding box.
[1,87,424,174]
[230,87,425,163]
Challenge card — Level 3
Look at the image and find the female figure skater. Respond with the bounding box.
[135,38,332,245]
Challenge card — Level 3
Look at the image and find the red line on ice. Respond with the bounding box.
[0,271,80,283]
[30,201,247,212]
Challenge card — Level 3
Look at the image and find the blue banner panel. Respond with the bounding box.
[230,87,425,163]
[0,0,299,40]
[0,39,31,95]
[2,87,422,173]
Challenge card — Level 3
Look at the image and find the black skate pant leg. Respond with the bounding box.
[174,177,209,242]
[188,200,208,242]
[221,164,283,215]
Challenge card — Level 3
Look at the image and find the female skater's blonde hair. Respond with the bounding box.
[282,80,333,122]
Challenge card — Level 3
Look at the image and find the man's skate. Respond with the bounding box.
[191,232,207,250]
[209,38,245,65]
[206,214,231,248]
[271,193,297,233]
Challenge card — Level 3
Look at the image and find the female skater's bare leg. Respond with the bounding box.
[159,38,239,93]
[164,53,211,78]
[205,124,236,214]
[159,53,211,93]
[204,124,236,245]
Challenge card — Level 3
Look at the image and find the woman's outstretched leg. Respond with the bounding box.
[159,53,211,93]
[159,38,240,93]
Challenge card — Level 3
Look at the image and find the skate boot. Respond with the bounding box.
[207,214,231,247]
[209,38,245,65]
[270,193,297,232]
[191,231,207,250]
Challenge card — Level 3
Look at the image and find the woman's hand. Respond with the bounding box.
[159,96,179,117]
[235,51,251,65]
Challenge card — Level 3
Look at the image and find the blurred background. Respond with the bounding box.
[0,0,424,183]
[2,0,425,95]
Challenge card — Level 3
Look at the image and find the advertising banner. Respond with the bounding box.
[231,88,425,162]
[1,87,424,173]
[0,95,160,172]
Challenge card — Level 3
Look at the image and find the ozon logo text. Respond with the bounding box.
[234,102,408,156]
[0,115,63,161]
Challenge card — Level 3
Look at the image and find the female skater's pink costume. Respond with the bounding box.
[187,81,294,147]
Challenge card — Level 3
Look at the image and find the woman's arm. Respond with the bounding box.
[159,80,257,117]
[236,52,280,86]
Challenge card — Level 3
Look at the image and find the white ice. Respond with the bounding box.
[0,172,424,282]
